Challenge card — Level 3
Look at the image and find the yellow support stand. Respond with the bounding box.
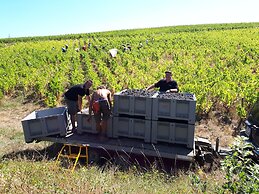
[56,143,89,172]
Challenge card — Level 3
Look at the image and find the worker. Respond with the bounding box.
[146,71,179,93]
[88,85,112,141]
[64,80,92,133]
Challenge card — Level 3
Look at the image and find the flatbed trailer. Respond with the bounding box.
[36,133,195,163]
[21,92,226,167]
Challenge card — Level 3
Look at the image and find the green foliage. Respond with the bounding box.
[189,172,208,193]
[0,90,3,100]
[0,23,258,117]
[221,137,259,193]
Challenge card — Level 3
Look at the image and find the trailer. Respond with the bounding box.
[37,132,195,161]
[21,90,226,170]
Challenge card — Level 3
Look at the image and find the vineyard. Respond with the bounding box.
[0,23,258,118]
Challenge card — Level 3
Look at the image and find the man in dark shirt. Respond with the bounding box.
[64,80,92,132]
[146,71,179,92]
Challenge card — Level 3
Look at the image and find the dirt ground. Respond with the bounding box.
[0,98,41,131]
[195,116,238,148]
[0,97,238,148]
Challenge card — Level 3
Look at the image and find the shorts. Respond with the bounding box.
[65,97,79,115]
[94,100,111,123]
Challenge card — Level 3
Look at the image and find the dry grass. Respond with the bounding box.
[0,96,44,157]
[0,96,41,131]
[0,159,226,194]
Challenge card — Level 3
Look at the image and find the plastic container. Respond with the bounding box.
[113,89,156,119]
[152,92,196,124]
[151,120,195,148]
[113,116,151,142]
[21,107,69,143]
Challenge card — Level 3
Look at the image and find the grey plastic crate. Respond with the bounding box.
[152,93,196,124]
[113,89,155,119]
[77,109,112,137]
[21,107,69,143]
[113,116,151,143]
[151,121,195,148]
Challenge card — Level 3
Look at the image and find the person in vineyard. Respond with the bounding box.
[64,80,93,133]
[88,85,112,141]
[146,71,179,93]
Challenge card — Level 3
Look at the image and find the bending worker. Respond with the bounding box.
[64,80,93,133]
[146,70,179,93]
[89,85,112,140]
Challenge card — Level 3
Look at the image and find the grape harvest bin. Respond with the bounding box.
[113,116,151,143]
[113,89,156,119]
[77,109,113,137]
[21,107,69,143]
[152,93,196,124]
[151,121,195,148]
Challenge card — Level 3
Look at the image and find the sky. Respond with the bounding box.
[0,0,259,39]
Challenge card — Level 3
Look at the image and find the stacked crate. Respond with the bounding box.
[113,89,156,143]
[113,90,196,148]
[151,93,196,148]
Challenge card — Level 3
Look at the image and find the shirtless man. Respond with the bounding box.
[89,85,112,139]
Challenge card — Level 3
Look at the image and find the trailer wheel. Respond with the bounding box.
[204,153,214,163]
[88,149,100,164]
[195,155,205,166]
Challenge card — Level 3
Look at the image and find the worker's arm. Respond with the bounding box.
[166,88,178,93]
[107,91,112,110]
[88,93,94,117]
[85,95,90,106]
[146,84,155,91]
[78,95,83,111]
[166,82,179,93]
